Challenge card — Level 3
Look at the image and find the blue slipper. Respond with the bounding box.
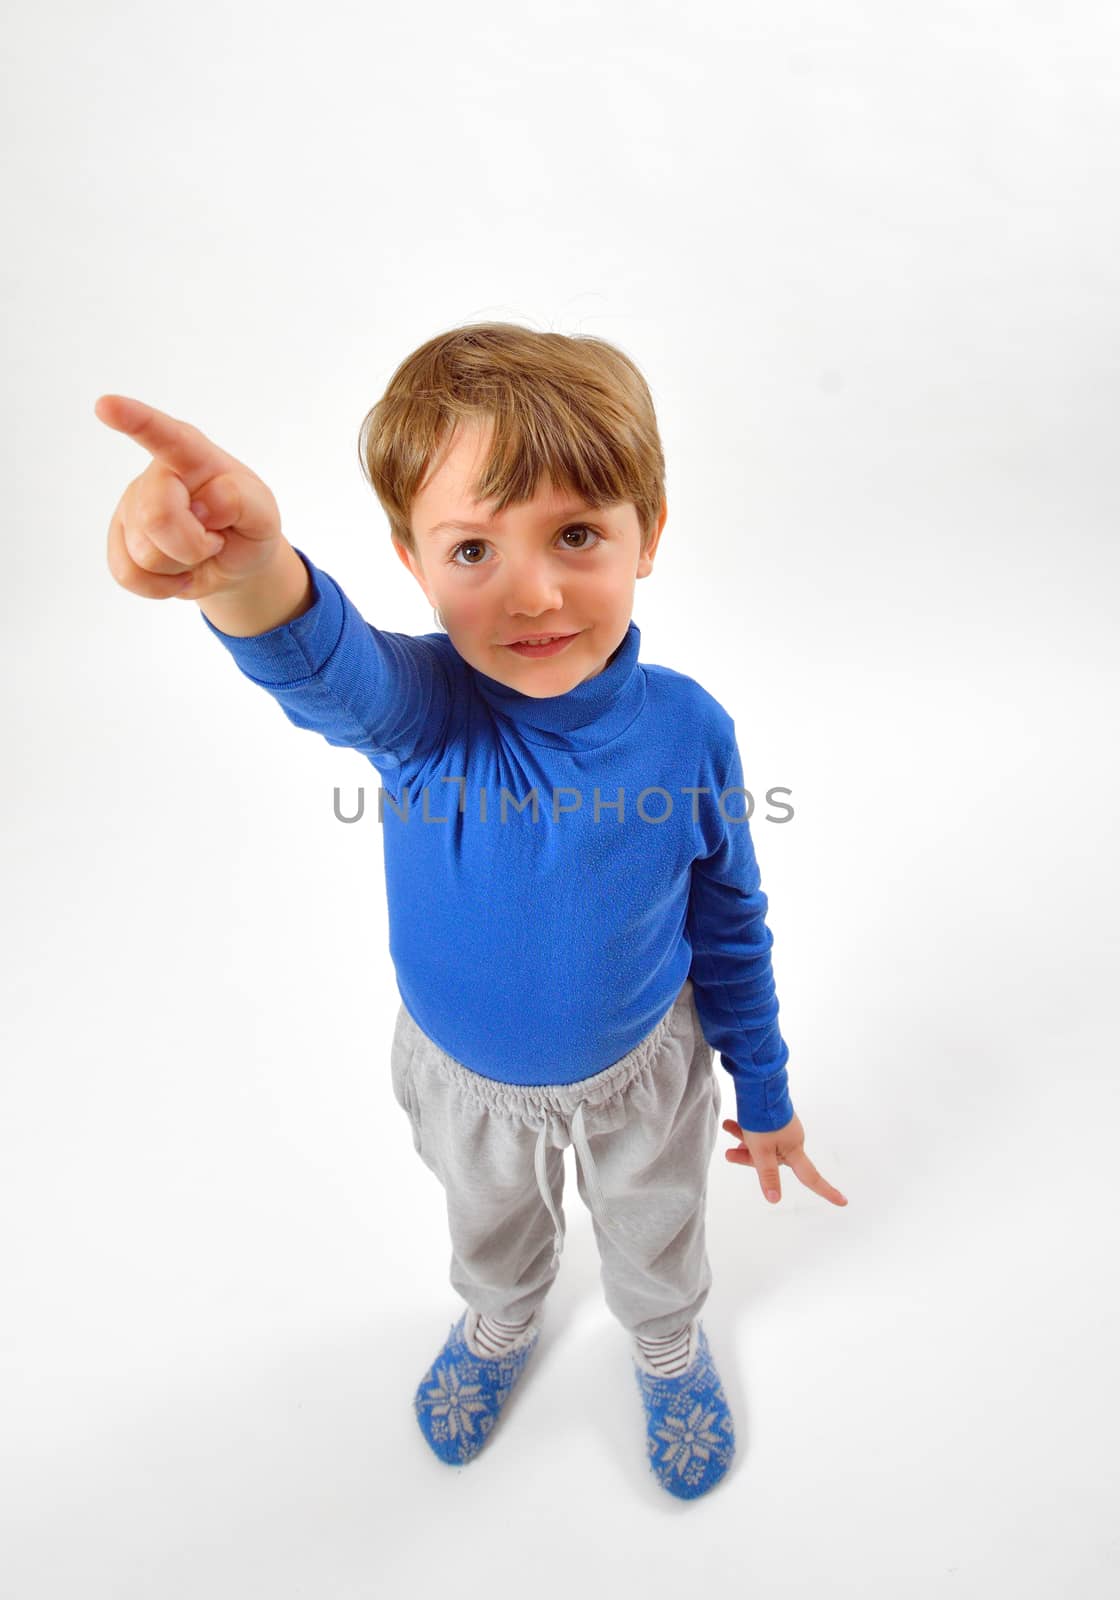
[632,1320,736,1498]
[413,1308,541,1465]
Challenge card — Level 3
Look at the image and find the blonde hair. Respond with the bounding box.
[357,321,667,559]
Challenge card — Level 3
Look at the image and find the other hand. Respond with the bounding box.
[723,1113,848,1207]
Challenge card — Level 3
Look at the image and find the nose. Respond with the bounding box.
[503,552,564,620]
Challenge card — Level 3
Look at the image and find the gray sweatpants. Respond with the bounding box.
[389,975,721,1342]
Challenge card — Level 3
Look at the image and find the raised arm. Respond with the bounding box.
[96,393,452,775]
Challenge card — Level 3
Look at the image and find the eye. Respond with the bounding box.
[448,539,489,567]
[448,524,603,567]
[559,524,602,551]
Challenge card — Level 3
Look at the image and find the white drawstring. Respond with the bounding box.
[532,1101,607,1268]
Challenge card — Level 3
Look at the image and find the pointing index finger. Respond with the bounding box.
[93,395,232,491]
[788,1149,848,1206]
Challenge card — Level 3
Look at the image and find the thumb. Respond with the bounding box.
[189,468,280,545]
[188,472,241,531]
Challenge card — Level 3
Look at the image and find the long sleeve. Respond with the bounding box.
[198,546,451,776]
[686,732,793,1134]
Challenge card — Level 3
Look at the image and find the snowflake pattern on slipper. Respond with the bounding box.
[632,1321,736,1499]
[413,1310,541,1465]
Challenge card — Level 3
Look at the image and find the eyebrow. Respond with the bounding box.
[425,502,601,539]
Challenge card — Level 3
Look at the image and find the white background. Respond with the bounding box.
[3,1,1118,1594]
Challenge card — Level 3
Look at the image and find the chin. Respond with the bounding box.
[508,665,580,695]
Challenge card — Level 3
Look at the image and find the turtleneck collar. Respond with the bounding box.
[468,620,646,750]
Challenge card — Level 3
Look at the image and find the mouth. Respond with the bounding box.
[503,633,578,658]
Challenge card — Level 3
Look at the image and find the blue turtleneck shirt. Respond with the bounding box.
[199,547,793,1133]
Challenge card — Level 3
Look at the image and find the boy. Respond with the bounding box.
[97,322,846,1502]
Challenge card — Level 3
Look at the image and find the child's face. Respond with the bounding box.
[395,417,666,697]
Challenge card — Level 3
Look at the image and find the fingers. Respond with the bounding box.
[723,1119,755,1166]
[721,1118,848,1208]
[106,467,227,600]
[107,509,216,600]
[94,395,232,492]
[787,1149,848,1207]
[759,1160,782,1205]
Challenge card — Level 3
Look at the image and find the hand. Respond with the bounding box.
[96,394,284,603]
[722,1114,848,1207]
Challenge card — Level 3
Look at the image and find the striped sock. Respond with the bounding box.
[634,1322,695,1377]
[468,1310,537,1358]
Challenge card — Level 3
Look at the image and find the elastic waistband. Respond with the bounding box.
[399,975,692,1123]
[399,976,695,1273]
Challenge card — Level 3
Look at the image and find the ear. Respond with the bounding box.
[636,497,668,579]
[393,538,435,607]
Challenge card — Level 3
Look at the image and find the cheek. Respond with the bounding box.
[446,592,489,631]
